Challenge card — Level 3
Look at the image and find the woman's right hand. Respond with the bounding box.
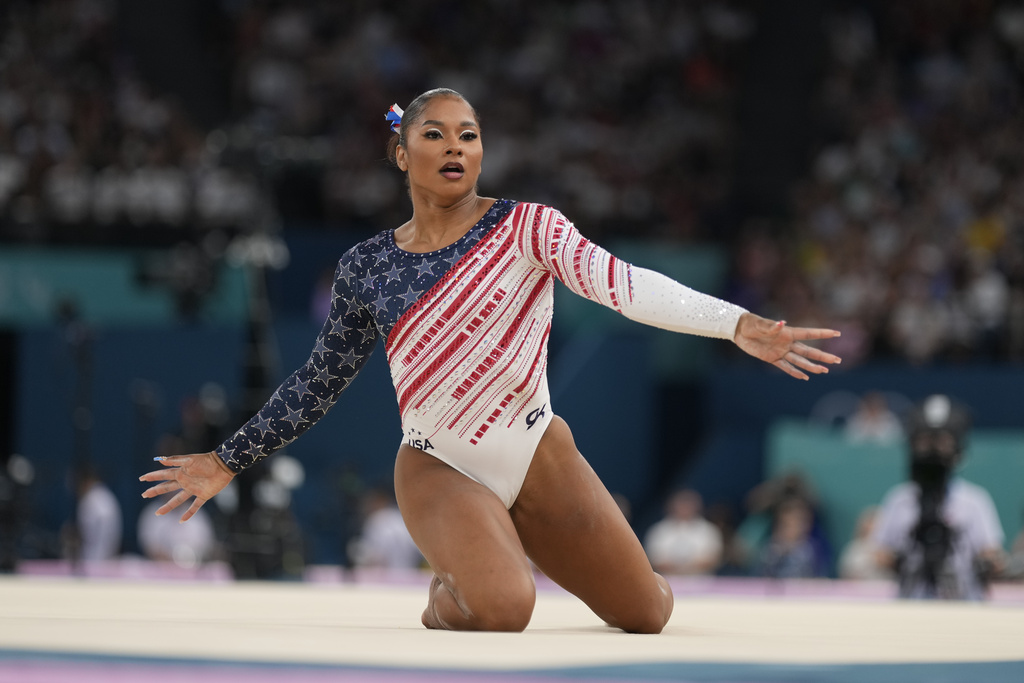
[139,451,235,522]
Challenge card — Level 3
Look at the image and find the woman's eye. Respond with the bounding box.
[424,130,442,139]
[461,131,478,141]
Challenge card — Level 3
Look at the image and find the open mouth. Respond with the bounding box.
[440,162,464,179]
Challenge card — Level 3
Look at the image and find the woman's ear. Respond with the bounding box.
[395,145,408,172]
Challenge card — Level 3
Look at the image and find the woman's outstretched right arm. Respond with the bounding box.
[140,254,378,519]
[214,256,378,473]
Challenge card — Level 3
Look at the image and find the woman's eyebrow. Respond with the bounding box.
[420,119,478,127]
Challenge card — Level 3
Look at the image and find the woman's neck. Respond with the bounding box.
[396,192,494,253]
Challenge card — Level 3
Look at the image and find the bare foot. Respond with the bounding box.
[421,574,444,629]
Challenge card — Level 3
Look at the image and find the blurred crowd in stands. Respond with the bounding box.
[0,0,1021,370]
[0,0,259,246]
[726,1,1024,367]
[0,0,753,248]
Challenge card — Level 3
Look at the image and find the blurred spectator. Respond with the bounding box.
[68,463,122,562]
[837,506,890,580]
[746,471,818,518]
[348,486,421,571]
[844,391,904,445]
[742,470,834,575]
[644,489,722,576]
[138,495,218,568]
[754,497,826,579]
[133,391,226,569]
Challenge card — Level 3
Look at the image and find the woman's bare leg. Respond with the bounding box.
[510,416,673,633]
[394,445,536,632]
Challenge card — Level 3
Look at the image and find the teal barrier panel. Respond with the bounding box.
[0,248,249,327]
[767,419,1024,555]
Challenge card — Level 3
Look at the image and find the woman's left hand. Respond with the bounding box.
[733,313,842,380]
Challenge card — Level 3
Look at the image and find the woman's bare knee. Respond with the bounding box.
[606,575,673,634]
[397,447,536,631]
[469,594,535,632]
[425,571,537,632]
[613,607,670,634]
[458,570,536,632]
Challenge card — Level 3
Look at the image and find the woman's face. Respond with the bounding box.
[396,96,482,200]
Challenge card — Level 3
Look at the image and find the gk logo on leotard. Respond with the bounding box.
[525,404,547,430]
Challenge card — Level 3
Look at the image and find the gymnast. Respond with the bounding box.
[141,88,841,633]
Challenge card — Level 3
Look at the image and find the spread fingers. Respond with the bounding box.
[155,489,192,516]
[141,480,181,499]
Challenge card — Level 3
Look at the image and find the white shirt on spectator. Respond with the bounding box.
[644,517,723,575]
[350,506,422,570]
[78,482,122,561]
[138,499,216,568]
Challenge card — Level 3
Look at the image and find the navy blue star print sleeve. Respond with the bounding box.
[215,250,379,473]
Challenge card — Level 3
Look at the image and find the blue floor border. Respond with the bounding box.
[2,648,1023,683]
[549,660,1024,683]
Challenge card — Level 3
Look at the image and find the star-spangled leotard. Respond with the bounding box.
[215,199,746,507]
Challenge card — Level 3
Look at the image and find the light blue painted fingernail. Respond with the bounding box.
[153,456,166,461]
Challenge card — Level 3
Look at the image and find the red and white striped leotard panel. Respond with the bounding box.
[388,202,744,506]
[387,203,561,505]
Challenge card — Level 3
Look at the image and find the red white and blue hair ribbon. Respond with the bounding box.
[385,104,404,134]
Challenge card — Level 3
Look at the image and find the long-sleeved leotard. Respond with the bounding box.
[215,199,746,506]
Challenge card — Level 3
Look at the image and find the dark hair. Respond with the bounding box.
[385,88,480,168]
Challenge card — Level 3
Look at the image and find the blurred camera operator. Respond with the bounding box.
[872,395,1006,600]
